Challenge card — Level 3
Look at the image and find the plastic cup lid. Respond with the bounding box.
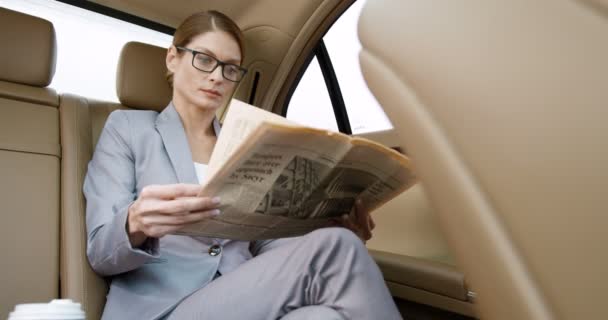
[8,299,85,319]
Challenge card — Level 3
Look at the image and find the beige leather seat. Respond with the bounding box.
[359,0,608,319]
[0,7,60,318]
[59,41,171,319]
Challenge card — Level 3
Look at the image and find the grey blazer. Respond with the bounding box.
[84,103,268,319]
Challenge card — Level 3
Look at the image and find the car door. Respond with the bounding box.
[279,1,477,318]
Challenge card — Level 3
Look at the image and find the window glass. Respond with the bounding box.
[286,57,338,131]
[0,0,173,102]
[324,0,392,134]
[286,0,392,134]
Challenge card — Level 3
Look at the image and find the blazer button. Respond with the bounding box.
[208,245,222,256]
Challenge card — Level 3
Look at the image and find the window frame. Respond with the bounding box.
[55,0,175,35]
[282,39,355,135]
[315,40,353,135]
[282,0,361,136]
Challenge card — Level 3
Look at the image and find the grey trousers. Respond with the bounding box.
[168,228,402,320]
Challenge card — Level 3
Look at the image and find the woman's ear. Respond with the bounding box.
[166,46,178,72]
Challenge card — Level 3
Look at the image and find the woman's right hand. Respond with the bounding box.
[126,184,221,248]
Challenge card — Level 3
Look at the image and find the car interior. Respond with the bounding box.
[0,0,606,319]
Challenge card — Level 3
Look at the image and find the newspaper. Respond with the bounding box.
[175,99,417,240]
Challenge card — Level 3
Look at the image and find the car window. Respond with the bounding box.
[286,57,339,131]
[0,0,172,102]
[286,0,393,134]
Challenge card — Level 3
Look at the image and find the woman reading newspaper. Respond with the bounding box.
[83,10,402,320]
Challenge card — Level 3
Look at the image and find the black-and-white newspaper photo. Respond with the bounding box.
[175,100,416,240]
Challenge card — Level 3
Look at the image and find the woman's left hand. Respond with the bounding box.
[333,199,376,243]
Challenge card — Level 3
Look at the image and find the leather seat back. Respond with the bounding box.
[59,41,171,320]
[358,0,608,319]
[0,7,60,318]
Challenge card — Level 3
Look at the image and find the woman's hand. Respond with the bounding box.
[127,184,221,248]
[333,199,376,243]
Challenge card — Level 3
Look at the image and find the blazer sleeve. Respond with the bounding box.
[83,110,160,276]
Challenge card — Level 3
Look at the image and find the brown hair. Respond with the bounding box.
[166,10,245,86]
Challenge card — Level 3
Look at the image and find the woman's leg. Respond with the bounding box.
[280,306,344,320]
[168,227,402,320]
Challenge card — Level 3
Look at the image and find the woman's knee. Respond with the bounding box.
[281,306,344,320]
[306,227,366,252]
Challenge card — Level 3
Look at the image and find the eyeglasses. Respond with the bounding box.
[176,46,247,82]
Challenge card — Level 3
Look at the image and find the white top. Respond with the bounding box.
[194,162,208,183]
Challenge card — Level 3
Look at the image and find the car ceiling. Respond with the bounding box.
[88,0,354,111]
[93,0,323,35]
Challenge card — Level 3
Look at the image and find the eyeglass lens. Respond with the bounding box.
[193,53,243,82]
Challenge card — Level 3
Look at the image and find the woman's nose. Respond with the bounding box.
[208,65,224,82]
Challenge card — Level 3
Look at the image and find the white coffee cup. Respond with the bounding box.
[7,299,85,320]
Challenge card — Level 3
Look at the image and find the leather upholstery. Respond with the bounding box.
[0,94,60,157]
[59,41,169,319]
[59,95,123,320]
[116,41,172,111]
[370,250,475,317]
[0,8,60,319]
[366,184,451,263]
[370,250,468,302]
[359,0,608,319]
[0,7,56,87]
[0,81,58,107]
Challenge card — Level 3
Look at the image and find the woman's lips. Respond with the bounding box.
[200,88,222,98]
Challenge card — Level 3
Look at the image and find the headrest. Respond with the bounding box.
[0,7,56,87]
[116,41,172,111]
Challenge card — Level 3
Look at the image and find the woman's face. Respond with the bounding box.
[167,30,242,111]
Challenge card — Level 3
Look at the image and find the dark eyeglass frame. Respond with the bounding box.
[175,46,248,82]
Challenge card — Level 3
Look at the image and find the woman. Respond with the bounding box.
[84,10,401,320]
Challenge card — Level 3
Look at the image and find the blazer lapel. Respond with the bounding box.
[155,103,198,184]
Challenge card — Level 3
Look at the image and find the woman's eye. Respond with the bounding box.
[225,65,239,75]
[196,55,215,65]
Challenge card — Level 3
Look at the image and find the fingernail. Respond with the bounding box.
[211,197,221,204]
[211,209,221,216]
